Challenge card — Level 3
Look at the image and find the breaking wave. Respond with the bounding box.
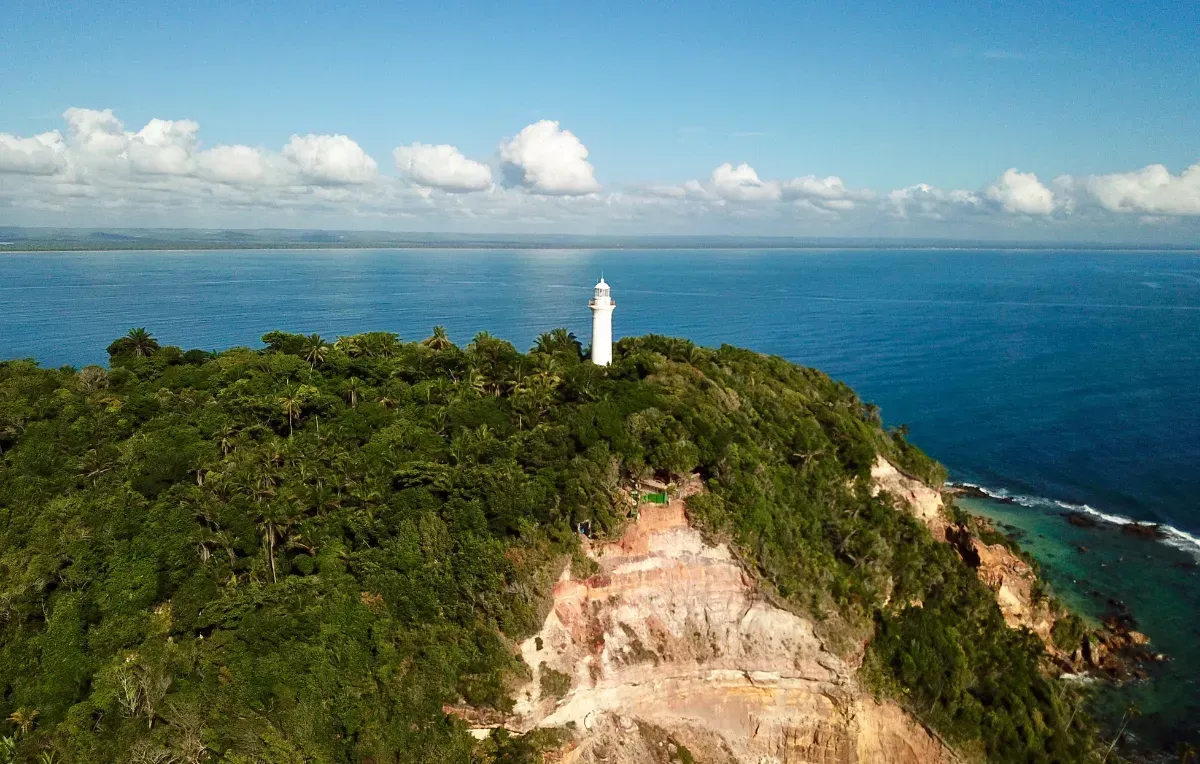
[953,482,1200,559]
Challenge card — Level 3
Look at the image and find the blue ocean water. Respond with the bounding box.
[3,247,1199,748]
[4,247,1197,536]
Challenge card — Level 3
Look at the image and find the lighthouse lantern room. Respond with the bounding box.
[589,278,615,366]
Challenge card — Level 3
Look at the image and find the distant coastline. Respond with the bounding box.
[1,227,1198,253]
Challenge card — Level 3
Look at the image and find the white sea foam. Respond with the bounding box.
[953,482,1200,559]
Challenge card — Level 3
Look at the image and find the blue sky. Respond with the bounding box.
[1,0,1198,240]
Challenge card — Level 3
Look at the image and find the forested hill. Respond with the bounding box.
[0,329,1095,763]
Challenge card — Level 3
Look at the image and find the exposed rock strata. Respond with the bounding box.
[871,457,1053,640]
[871,457,1161,678]
[473,486,956,764]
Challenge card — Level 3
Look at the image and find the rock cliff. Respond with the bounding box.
[870,457,1160,679]
[870,457,1053,641]
[463,482,957,764]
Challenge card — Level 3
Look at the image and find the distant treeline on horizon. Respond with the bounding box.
[1,226,1197,252]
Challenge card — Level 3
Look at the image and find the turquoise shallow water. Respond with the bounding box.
[1,247,1198,751]
[962,497,1200,753]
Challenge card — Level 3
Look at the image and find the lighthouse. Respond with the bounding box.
[589,277,615,366]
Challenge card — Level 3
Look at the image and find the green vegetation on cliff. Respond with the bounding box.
[0,330,1094,762]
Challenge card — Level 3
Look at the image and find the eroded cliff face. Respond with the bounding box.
[870,457,1163,682]
[870,457,1054,641]
[469,482,956,764]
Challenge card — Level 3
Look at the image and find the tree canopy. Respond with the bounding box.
[0,329,1094,762]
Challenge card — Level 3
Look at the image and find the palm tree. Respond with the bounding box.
[333,335,362,357]
[256,501,297,584]
[218,423,238,455]
[74,448,114,487]
[533,328,582,359]
[123,328,160,358]
[76,365,109,393]
[214,529,238,571]
[279,390,302,437]
[362,331,401,358]
[422,325,453,351]
[302,334,329,369]
[6,708,37,735]
[305,483,339,516]
[345,377,361,409]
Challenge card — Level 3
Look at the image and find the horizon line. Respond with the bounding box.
[1,226,1198,252]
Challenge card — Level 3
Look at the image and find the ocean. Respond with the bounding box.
[2,247,1198,752]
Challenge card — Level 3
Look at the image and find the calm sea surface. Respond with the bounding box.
[2,247,1199,749]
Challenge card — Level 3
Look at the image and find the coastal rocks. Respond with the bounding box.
[972,536,1052,639]
[872,457,1053,640]
[943,524,981,568]
[1071,627,1160,680]
[476,485,956,764]
[874,457,1172,682]
[1067,513,1099,528]
[1120,522,1165,540]
[870,458,945,531]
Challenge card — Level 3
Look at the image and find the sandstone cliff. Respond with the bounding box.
[460,482,957,764]
[869,457,1159,679]
[870,457,1054,641]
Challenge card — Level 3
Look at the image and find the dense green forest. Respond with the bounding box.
[0,328,1097,762]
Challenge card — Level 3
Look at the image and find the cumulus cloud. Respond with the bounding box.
[668,163,873,212]
[986,168,1055,215]
[887,183,983,219]
[281,134,378,185]
[128,118,201,175]
[64,107,128,158]
[889,170,1057,219]
[2,106,1199,238]
[196,144,272,185]
[499,120,599,195]
[1086,162,1200,216]
[50,108,380,188]
[710,163,781,201]
[60,109,208,177]
[393,143,492,192]
[0,131,66,175]
[783,175,845,199]
[782,174,874,211]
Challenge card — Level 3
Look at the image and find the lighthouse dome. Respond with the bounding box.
[593,278,611,299]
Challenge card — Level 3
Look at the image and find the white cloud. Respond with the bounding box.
[0,131,66,175]
[128,118,200,175]
[196,144,272,185]
[711,163,781,201]
[1085,162,1200,216]
[393,142,492,192]
[499,120,599,195]
[281,134,378,185]
[887,183,983,219]
[64,107,128,158]
[986,168,1055,215]
[658,164,871,210]
[822,198,856,211]
[783,175,849,200]
[2,106,1199,240]
[53,108,379,188]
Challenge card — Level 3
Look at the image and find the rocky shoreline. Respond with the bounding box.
[909,476,1167,682]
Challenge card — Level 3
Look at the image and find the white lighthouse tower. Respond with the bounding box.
[589,277,615,366]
